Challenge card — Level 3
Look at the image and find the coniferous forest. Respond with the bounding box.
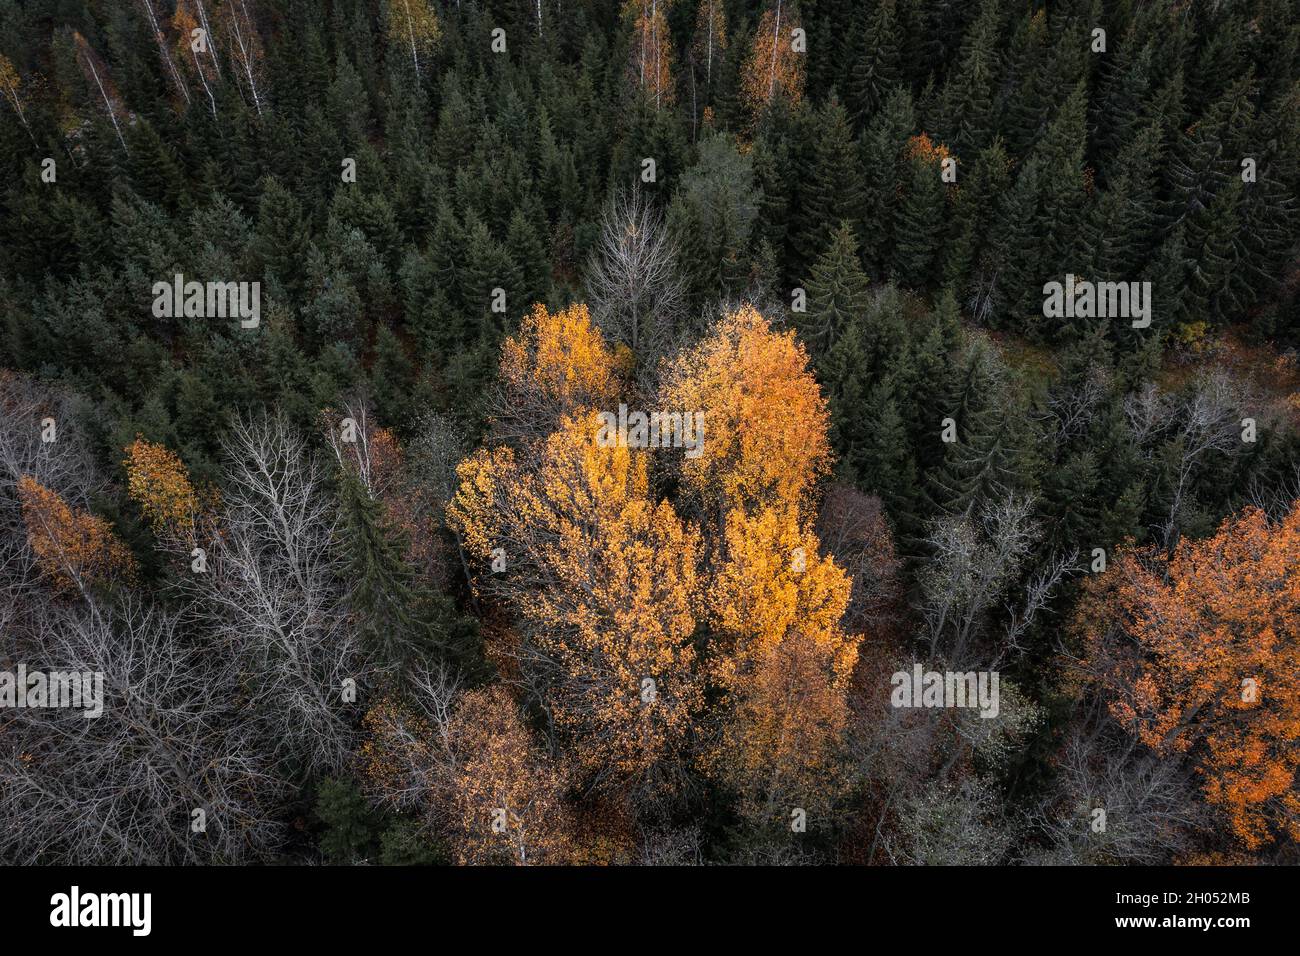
[1,0,1299,873]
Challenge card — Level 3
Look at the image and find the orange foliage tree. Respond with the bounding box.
[905,132,954,168]
[445,298,868,834]
[448,412,704,791]
[704,505,859,827]
[625,0,676,109]
[361,683,574,865]
[17,475,134,592]
[740,1,805,119]
[445,685,575,865]
[657,303,830,517]
[124,437,200,533]
[493,302,623,444]
[1079,503,1300,849]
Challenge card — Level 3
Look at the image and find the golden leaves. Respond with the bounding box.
[659,303,830,515]
[502,303,619,415]
[740,4,805,118]
[18,476,134,592]
[448,412,705,782]
[625,0,677,108]
[124,437,200,533]
[905,132,953,168]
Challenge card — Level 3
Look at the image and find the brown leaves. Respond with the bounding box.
[1080,502,1300,849]
[18,475,134,592]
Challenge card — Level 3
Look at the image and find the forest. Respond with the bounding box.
[0,0,1298,866]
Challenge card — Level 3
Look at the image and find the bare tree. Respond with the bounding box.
[1125,369,1254,549]
[918,493,1039,664]
[1023,726,1205,865]
[0,597,286,864]
[191,412,362,778]
[815,485,903,635]
[584,188,687,370]
[0,371,105,519]
[218,0,265,117]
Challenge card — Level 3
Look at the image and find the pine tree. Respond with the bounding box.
[859,87,915,277]
[847,0,903,129]
[800,221,870,358]
[252,176,311,305]
[338,473,455,672]
[931,0,1001,156]
[795,95,865,279]
[891,149,946,289]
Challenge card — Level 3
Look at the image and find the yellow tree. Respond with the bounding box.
[624,0,676,109]
[386,0,440,79]
[446,685,575,865]
[657,302,830,519]
[123,438,201,534]
[493,302,623,444]
[740,1,805,118]
[360,683,575,865]
[704,505,859,828]
[449,412,705,792]
[1078,502,1300,849]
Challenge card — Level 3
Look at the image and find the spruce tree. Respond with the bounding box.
[801,221,871,358]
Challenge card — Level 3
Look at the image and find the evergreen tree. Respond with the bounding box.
[800,221,870,358]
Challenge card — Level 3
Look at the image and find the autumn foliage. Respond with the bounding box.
[1079,503,1300,849]
[448,411,705,786]
[446,301,860,831]
[494,302,622,442]
[658,303,830,515]
[124,437,201,533]
[17,475,134,591]
[740,3,805,117]
[905,132,954,168]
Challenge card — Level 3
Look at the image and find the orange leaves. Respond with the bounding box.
[624,0,676,108]
[446,685,574,865]
[503,302,618,407]
[1080,502,1300,849]
[18,476,134,591]
[360,684,575,865]
[741,3,805,118]
[704,505,860,826]
[905,132,953,168]
[659,303,830,515]
[448,412,704,784]
[448,297,866,816]
[124,438,200,533]
[709,506,856,689]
